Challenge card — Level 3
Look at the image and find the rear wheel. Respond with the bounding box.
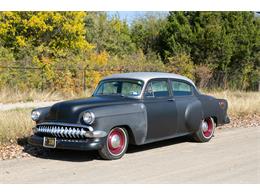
[98,127,128,160]
[193,117,215,142]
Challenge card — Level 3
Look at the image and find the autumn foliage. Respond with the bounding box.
[0,12,259,94]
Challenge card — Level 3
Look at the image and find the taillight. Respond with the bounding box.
[219,100,225,109]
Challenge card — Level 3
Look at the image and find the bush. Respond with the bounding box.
[195,65,213,88]
[166,53,195,80]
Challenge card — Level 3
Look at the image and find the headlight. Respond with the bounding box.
[83,111,95,124]
[31,110,40,121]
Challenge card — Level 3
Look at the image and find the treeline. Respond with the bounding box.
[0,11,259,93]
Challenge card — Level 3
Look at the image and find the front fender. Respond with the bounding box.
[88,103,147,145]
[33,107,51,124]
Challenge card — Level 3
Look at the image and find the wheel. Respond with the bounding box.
[193,117,215,142]
[98,127,128,160]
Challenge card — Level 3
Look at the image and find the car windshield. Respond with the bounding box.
[94,79,144,97]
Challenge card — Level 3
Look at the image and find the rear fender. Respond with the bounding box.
[184,100,203,132]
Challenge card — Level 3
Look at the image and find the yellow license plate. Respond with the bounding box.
[43,137,56,148]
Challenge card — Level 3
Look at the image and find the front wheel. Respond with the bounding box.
[98,127,128,160]
[193,117,215,142]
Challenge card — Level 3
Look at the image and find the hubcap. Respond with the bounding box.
[110,134,121,148]
[202,118,214,138]
[107,128,126,156]
[202,121,209,132]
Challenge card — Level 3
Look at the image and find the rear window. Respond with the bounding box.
[171,80,193,96]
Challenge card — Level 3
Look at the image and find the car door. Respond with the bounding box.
[143,79,178,141]
[170,79,198,134]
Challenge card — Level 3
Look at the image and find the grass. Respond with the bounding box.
[0,88,92,103]
[205,90,260,116]
[0,88,64,103]
[0,108,34,145]
[0,90,259,144]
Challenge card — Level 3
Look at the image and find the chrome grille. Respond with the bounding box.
[36,124,89,139]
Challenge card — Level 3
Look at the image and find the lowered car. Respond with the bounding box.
[28,72,230,160]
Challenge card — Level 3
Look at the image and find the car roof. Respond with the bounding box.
[103,72,196,86]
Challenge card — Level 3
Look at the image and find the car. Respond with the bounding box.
[28,72,230,160]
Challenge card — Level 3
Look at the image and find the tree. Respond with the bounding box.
[166,53,195,80]
[131,12,167,54]
[0,12,99,91]
[159,12,195,60]
[158,11,260,90]
[0,12,93,57]
[85,12,136,56]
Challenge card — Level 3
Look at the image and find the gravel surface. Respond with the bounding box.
[0,126,259,183]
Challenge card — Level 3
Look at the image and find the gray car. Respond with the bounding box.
[28,72,230,160]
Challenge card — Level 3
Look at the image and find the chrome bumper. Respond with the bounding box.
[28,135,104,151]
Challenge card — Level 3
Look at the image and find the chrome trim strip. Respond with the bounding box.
[92,131,107,138]
[37,122,91,129]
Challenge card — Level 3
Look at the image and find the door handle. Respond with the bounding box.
[168,98,175,101]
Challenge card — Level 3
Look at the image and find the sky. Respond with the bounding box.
[107,11,168,24]
[107,11,146,23]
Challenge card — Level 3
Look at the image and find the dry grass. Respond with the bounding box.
[0,109,34,144]
[0,88,92,103]
[206,90,260,116]
[0,88,63,103]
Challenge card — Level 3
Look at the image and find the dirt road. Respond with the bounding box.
[0,126,259,183]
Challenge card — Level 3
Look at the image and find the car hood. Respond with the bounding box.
[44,96,137,123]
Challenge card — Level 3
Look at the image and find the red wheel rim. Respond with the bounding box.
[107,128,126,155]
[202,118,213,138]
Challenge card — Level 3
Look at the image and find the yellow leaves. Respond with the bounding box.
[90,51,109,66]
[0,12,20,36]
[98,51,109,65]
[54,70,76,94]
[85,70,106,91]
[111,18,123,32]
[3,12,14,18]
[73,36,94,51]
[63,21,84,34]
[0,23,9,35]
[91,71,102,87]
[52,13,63,23]
[0,11,95,55]
[32,55,54,81]
[41,56,52,65]
[32,56,41,66]
[16,36,26,47]
[27,14,52,32]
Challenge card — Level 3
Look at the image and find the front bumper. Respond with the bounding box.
[28,135,105,151]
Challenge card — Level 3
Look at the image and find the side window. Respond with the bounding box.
[171,80,193,96]
[101,81,119,94]
[121,82,142,96]
[145,80,170,98]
